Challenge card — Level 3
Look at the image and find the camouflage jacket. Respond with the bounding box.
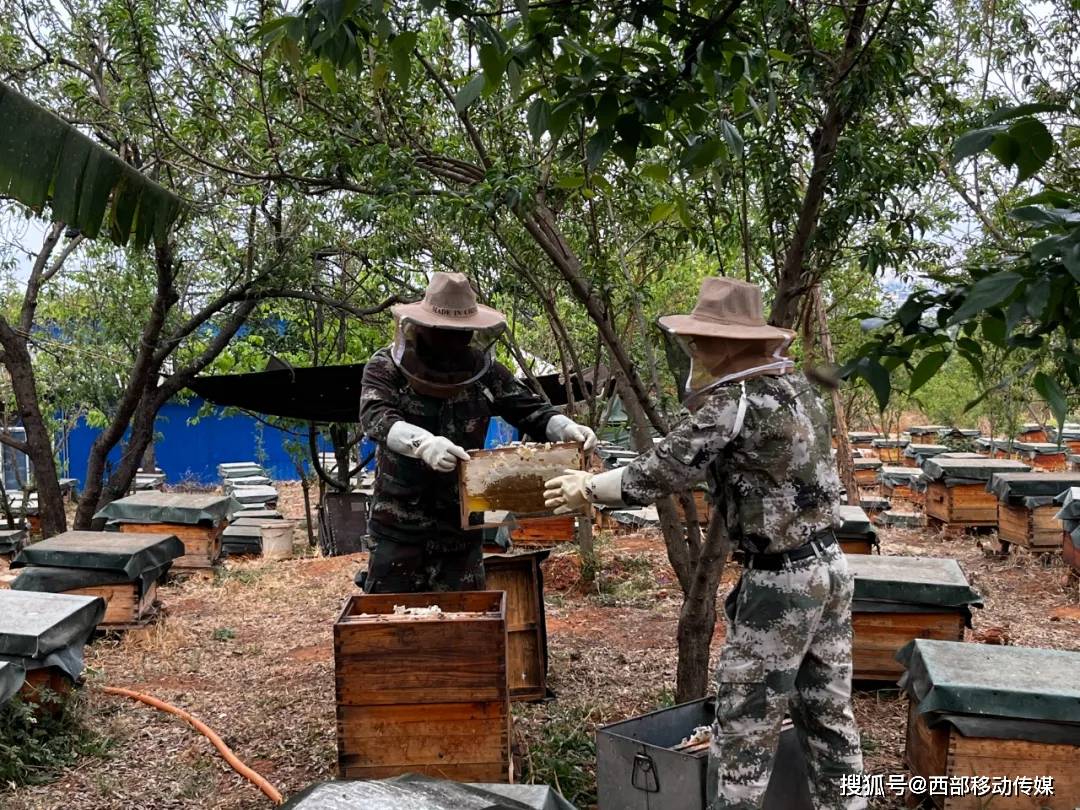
[621,372,840,554]
[360,348,560,547]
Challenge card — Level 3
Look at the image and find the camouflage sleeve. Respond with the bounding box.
[359,350,404,442]
[620,386,744,506]
[487,361,562,441]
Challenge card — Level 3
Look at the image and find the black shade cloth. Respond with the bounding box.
[11,563,169,597]
[0,591,105,658]
[12,531,183,579]
[922,457,1030,485]
[187,363,366,423]
[988,472,1080,504]
[0,660,25,706]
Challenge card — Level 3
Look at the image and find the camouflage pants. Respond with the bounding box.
[708,543,865,810]
[362,535,485,594]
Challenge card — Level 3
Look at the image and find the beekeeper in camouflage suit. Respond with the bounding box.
[545,277,865,810]
[359,271,596,594]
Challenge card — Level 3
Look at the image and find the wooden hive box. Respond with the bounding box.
[848,556,979,682]
[10,531,183,627]
[334,590,511,782]
[900,639,1080,809]
[1063,527,1080,575]
[459,442,585,529]
[989,473,1080,552]
[510,515,576,546]
[879,466,926,510]
[922,459,1031,529]
[873,439,909,465]
[673,489,711,523]
[907,426,948,446]
[483,550,549,702]
[1013,442,1068,472]
[853,459,882,488]
[834,505,879,556]
[94,492,240,569]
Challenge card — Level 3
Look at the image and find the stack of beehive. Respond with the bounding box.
[218,461,278,509]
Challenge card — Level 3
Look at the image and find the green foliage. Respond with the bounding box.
[0,690,112,787]
[0,82,182,247]
[846,102,1080,424]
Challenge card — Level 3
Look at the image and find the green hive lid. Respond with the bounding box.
[0,528,28,552]
[834,506,872,537]
[11,531,184,579]
[849,555,982,607]
[872,438,909,448]
[898,639,1080,725]
[922,457,1030,483]
[937,427,981,438]
[1013,441,1067,455]
[0,660,25,706]
[1055,487,1080,520]
[880,466,923,486]
[0,590,105,658]
[989,473,1080,503]
[907,425,948,435]
[903,443,949,458]
[94,491,242,525]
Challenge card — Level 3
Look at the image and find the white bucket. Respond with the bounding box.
[260,521,294,560]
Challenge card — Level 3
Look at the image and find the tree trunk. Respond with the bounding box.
[809,287,859,499]
[0,339,66,536]
[676,517,733,701]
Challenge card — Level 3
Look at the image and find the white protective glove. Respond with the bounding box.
[543,467,625,514]
[386,421,470,472]
[546,414,598,452]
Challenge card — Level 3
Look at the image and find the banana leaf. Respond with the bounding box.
[0,82,182,248]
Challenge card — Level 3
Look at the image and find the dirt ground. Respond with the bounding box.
[2,483,1079,809]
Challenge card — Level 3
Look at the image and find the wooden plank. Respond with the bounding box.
[904,699,950,802]
[117,521,223,568]
[510,515,575,545]
[852,612,964,681]
[340,761,511,783]
[458,442,585,529]
[945,734,1080,809]
[484,556,546,701]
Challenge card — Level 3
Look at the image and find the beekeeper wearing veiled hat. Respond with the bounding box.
[545,278,865,810]
[359,272,595,593]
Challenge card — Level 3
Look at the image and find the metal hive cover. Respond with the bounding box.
[229,485,278,504]
[1055,487,1080,520]
[223,524,262,540]
[1013,441,1067,455]
[989,473,1080,503]
[0,528,27,553]
[922,457,1030,483]
[898,639,1080,725]
[0,590,105,658]
[847,555,982,607]
[94,491,242,525]
[0,660,25,706]
[906,425,948,435]
[234,509,283,520]
[879,466,923,486]
[872,438,909,448]
[12,531,183,579]
[853,458,882,469]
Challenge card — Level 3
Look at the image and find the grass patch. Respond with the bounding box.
[592,553,657,607]
[518,705,599,807]
[0,688,113,787]
[212,565,264,587]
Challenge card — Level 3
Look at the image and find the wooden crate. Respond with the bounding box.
[839,538,875,556]
[483,553,548,702]
[334,591,510,782]
[905,700,1080,809]
[673,490,711,523]
[117,521,223,569]
[882,482,924,509]
[62,581,158,626]
[1023,452,1068,472]
[510,515,575,546]
[925,483,997,528]
[459,443,584,529]
[853,467,880,487]
[997,503,1063,550]
[852,612,965,682]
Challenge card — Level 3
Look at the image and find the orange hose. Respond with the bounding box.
[101,685,284,805]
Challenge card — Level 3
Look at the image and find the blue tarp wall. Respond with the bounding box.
[62,396,518,487]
